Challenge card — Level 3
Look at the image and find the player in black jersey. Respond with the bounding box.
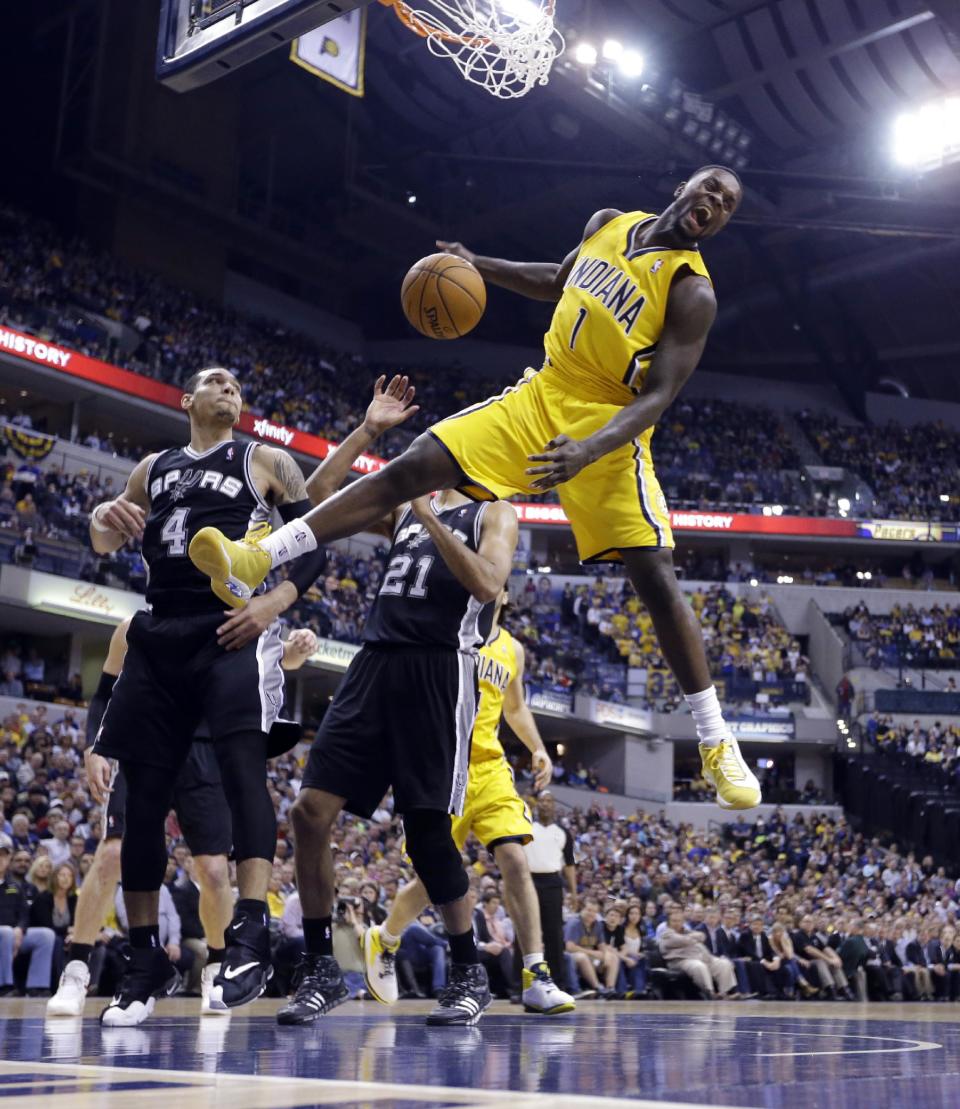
[46,617,316,1020]
[228,411,519,1028]
[85,366,334,1025]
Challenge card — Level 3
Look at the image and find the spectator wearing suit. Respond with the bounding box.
[926,924,960,1001]
[738,916,784,998]
[659,908,738,999]
[862,921,902,1001]
[792,913,851,999]
[838,919,872,1001]
[718,906,754,996]
[903,923,937,1000]
[891,920,932,1000]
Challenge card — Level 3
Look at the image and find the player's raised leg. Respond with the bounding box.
[189,433,462,605]
[621,547,760,809]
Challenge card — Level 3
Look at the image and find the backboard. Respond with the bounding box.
[157,0,371,91]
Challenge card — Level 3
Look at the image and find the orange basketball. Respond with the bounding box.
[401,252,486,340]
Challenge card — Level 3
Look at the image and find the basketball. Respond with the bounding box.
[401,252,486,340]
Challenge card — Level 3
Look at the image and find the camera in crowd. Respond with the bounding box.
[335,895,362,922]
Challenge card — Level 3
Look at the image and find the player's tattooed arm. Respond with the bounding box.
[89,453,157,553]
[438,209,620,303]
[272,448,309,505]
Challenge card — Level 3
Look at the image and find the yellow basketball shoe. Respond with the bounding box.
[188,526,271,609]
[363,925,400,1005]
[699,738,762,810]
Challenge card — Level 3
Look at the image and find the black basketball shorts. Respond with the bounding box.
[302,645,478,819]
[94,611,286,770]
[104,742,233,857]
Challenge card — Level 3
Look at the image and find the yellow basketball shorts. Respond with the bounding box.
[429,367,673,562]
[450,756,533,851]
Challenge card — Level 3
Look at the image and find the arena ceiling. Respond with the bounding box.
[14,0,960,407]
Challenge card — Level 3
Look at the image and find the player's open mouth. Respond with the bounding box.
[692,204,712,229]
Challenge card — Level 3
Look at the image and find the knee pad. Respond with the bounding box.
[402,810,468,906]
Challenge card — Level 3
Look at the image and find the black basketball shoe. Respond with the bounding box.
[276,954,349,1025]
[100,947,182,1027]
[207,908,273,1011]
[426,963,491,1026]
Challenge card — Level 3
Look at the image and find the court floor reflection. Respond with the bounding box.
[0,999,956,1108]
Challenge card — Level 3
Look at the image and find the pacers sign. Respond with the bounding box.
[291,8,367,97]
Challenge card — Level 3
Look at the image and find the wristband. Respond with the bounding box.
[90,502,114,533]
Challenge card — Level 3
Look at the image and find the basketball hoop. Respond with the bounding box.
[379,0,564,99]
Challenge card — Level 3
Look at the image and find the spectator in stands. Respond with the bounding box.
[565,897,619,998]
[474,890,516,999]
[793,913,851,999]
[738,916,783,998]
[926,924,960,1001]
[26,855,53,897]
[769,923,819,998]
[618,904,648,996]
[41,818,72,868]
[658,907,738,999]
[29,863,77,942]
[0,839,56,996]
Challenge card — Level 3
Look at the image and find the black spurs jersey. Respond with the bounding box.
[142,440,270,616]
[362,498,494,652]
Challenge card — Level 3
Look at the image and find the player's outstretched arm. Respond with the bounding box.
[438,209,620,304]
[89,454,156,554]
[501,639,552,791]
[305,374,418,508]
[525,275,717,490]
[410,497,518,604]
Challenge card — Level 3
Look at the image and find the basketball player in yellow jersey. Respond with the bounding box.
[189,165,760,811]
[361,587,575,1015]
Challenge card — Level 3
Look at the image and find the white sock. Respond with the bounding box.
[685,687,729,748]
[259,519,317,567]
[379,925,400,949]
[523,951,545,970]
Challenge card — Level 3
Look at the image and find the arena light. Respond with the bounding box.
[499,0,540,26]
[940,493,950,503]
[556,743,565,756]
[749,577,759,587]
[602,39,623,61]
[776,575,794,585]
[574,42,598,65]
[618,49,644,79]
[893,97,960,170]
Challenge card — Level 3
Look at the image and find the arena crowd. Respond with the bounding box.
[2,696,960,1004]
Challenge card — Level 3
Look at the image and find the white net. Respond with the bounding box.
[384,0,564,99]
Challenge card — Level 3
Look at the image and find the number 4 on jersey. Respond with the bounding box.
[161,507,190,556]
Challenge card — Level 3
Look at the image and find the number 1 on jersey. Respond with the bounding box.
[569,306,588,350]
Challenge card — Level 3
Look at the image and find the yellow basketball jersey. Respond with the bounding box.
[542,211,712,406]
[472,628,519,764]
